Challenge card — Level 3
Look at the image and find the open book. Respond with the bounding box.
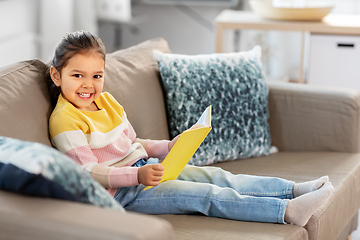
[144,106,212,190]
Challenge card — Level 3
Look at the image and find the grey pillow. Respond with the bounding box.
[0,136,125,211]
[153,46,276,166]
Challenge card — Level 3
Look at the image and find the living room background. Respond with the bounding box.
[0,0,358,82]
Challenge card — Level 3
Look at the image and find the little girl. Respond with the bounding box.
[47,30,334,226]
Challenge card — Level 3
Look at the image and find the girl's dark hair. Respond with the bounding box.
[45,30,106,109]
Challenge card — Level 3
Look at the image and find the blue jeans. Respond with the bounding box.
[114,159,294,223]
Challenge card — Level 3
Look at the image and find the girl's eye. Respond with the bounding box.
[73,74,82,78]
[93,75,102,79]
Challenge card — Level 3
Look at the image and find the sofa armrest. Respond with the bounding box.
[0,190,174,240]
[267,81,360,152]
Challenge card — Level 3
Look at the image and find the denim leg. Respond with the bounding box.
[178,165,294,199]
[114,166,293,223]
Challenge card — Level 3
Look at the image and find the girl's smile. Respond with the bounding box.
[78,92,92,98]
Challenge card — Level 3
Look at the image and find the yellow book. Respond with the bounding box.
[144,106,212,190]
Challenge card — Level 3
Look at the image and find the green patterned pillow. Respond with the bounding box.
[0,136,125,211]
[153,46,277,166]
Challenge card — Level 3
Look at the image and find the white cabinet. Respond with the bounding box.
[307,34,360,90]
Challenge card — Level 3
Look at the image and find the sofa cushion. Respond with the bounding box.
[0,60,52,146]
[103,38,171,141]
[153,46,275,166]
[212,152,360,240]
[268,81,360,153]
[158,214,308,240]
[0,136,124,211]
[157,151,360,240]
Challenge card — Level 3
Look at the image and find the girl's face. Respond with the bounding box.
[50,51,105,111]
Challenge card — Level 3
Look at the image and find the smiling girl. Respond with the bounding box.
[46,31,334,227]
[47,31,171,194]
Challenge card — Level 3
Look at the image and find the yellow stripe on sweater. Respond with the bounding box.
[49,92,127,138]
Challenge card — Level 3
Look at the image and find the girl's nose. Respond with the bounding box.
[82,79,93,88]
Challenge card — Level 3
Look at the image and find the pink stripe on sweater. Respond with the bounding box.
[65,145,97,165]
[124,122,136,142]
[65,132,133,165]
[65,121,138,165]
[92,132,133,163]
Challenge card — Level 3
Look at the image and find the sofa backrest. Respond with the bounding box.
[104,38,171,141]
[0,59,52,146]
[0,38,171,146]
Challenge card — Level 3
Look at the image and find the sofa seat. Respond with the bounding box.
[157,151,360,240]
[0,190,174,240]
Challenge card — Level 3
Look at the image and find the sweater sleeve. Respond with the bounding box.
[108,166,139,188]
[135,138,170,159]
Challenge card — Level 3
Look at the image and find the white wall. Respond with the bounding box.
[332,0,360,14]
[40,0,98,63]
[40,0,74,63]
[0,0,39,68]
[0,0,98,68]
[99,3,235,54]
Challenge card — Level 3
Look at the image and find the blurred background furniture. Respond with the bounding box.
[215,10,360,83]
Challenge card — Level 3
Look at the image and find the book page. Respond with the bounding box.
[144,106,211,190]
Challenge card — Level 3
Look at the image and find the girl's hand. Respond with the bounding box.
[168,124,206,151]
[138,164,164,186]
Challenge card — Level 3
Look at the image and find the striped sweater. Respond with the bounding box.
[49,92,169,196]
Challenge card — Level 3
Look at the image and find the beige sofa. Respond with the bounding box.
[1,38,360,240]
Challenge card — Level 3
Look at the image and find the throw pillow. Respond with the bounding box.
[0,136,124,211]
[153,46,276,166]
